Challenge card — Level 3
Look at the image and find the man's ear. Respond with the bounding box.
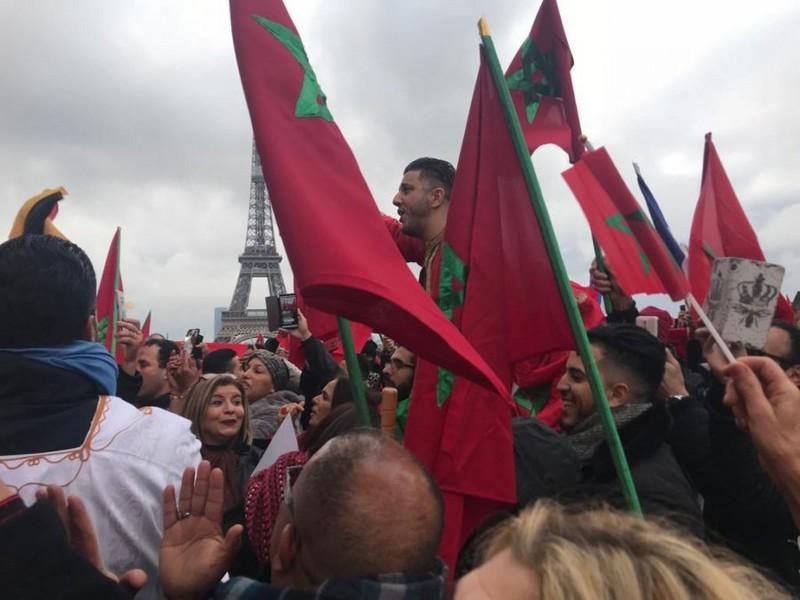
[607,382,631,408]
[273,522,298,576]
[83,315,97,342]
[428,186,445,209]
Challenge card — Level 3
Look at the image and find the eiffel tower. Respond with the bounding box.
[215,141,286,342]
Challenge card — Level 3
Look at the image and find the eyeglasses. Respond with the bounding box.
[389,358,416,371]
[746,347,797,371]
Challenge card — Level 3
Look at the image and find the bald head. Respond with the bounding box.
[293,430,443,580]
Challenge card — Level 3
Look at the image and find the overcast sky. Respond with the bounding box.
[1,0,798,338]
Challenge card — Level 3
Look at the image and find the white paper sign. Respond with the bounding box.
[250,415,299,478]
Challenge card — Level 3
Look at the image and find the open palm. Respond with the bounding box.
[160,462,243,600]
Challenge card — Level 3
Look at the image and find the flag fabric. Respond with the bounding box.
[505,0,584,162]
[405,45,575,570]
[141,311,152,339]
[688,133,766,305]
[563,147,688,301]
[230,0,506,396]
[634,163,686,266]
[288,292,372,367]
[96,227,124,361]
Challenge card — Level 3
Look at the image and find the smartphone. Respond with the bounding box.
[279,293,299,329]
[185,328,200,358]
[635,316,659,339]
[115,290,126,320]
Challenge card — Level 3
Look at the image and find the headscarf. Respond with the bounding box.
[245,350,290,391]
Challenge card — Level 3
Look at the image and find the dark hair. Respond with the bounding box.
[770,321,800,366]
[202,348,238,374]
[587,323,666,401]
[403,157,455,200]
[302,403,379,455]
[144,338,179,369]
[0,235,96,347]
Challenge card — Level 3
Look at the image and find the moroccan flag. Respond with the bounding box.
[141,311,152,339]
[635,163,686,266]
[288,292,372,367]
[230,0,505,395]
[688,133,765,305]
[563,147,688,301]
[405,45,575,570]
[96,227,124,361]
[505,0,584,162]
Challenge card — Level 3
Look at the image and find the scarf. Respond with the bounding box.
[202,445,244,513]
[567,403,652,462]
[0,341,118,395]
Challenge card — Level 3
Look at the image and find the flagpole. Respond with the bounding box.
[337,316,372,426]
[581,137,614,315]
[478,18,642,515]
[110,227,122,356]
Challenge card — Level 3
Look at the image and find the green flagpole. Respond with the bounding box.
[479,18,642,515]
[337,316,372,427]
[110,227,122,356]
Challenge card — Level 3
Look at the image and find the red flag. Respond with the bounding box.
[505,0,585,162]
[405,45,576,570]
[141,311,152,339]
[230,0,505,395]
[96,227,124,361]
[287,292,372,367]
[563,147,689,301]
[688,133,766,305]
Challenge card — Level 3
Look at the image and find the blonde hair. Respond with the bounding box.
[484,501,789,600]
[182,374,252,446]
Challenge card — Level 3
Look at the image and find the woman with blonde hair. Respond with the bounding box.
[182,374,259,517]
[457,500,790,600]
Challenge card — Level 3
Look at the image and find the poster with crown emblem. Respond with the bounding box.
[704,258,785,348]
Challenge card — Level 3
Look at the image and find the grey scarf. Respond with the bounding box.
[567,403,652,462]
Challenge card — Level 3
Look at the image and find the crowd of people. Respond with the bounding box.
[3,158,800,599]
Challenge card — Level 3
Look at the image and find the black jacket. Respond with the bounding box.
[702,379,800,591]
[0,498,133,599]
[298,336,339,428]
[515,402,703,534]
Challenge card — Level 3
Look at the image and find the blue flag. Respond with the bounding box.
[634,163,685,265]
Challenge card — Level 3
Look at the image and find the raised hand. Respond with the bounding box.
[117,318,143,375]
[658,349,689,400]
[281,309,312,342]
[160,462,243,600]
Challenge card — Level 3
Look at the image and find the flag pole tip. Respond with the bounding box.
[633,162,641,176]
[705,132,712,141]
[478,17,491,36]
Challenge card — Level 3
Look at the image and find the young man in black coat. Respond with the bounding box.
[514,324,702,532]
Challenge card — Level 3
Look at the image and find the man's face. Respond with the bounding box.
[557,351,597,430]
[136,344,168,400]
[382,347,415,400]
[392,170,433,237]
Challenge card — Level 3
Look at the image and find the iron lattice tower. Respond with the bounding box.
[215,140,286,342]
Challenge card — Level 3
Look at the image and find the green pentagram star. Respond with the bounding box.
[605,210,652,275]
[252,15,333,122]
[506,37,557,124]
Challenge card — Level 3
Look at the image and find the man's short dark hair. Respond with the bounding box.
[770,320,800,366]
[144,338,179,369]
[202,348,238,374]
[295,429,443,578]
[404,157,455,200]
[0,235,96,348]
[587,323,666,401]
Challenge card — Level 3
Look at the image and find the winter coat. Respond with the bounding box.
[248,389,304,441]
[515,401,703,535]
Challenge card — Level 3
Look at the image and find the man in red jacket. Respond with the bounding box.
[383,157,455,295]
